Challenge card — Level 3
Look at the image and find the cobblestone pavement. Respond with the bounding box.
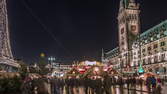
[119,84,167,94]
[51,83,167,94]
[162,84,167,94]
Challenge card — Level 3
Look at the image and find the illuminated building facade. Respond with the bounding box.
[102,0,167,75]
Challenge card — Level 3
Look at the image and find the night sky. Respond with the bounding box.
[6,0,167,64]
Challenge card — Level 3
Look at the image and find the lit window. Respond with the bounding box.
[154,50,158,53]
[148,58,151,64]
[161,48,166,51]
[161,54,165,61]
[157,34,160,38]
[138,61,140,66]
[133,61,136,66]
[153,44,158,49]
[160,41,165,46]
[143,59,145,65]
[148,46,152,50]
[154,56,158,63]
[142,49,145,52]
[121,28,124,34]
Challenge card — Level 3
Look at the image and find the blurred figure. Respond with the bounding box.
[157,77,162,94]
[156,84,162,94]
[157,77,161,86]
[151,76,156,89]
[146,76,151,92]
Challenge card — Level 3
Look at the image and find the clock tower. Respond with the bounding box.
[118,0,140,67]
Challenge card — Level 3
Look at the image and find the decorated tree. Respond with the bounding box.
[37,53,50,75]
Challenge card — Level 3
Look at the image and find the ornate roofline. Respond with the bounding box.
[106,47,119,55]
[140,20,167,38]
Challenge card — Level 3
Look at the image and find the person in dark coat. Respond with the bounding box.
[156,84,162,94]
[146,77,151,92]
[151,76,156,89]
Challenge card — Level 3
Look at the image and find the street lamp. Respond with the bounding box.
[48,56,56,69]
[48,57,56,62]
[94,67,99,72]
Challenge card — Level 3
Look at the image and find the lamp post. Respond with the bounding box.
[48,56,56,70]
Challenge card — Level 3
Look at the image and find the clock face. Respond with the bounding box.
[131,25,138,35]
[131,25,136,31]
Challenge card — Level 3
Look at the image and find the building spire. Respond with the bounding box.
[101,48,104,63]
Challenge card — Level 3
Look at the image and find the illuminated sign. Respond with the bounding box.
[84,61,96,65]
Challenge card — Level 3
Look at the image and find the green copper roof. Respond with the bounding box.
[106,47,119,55]
[124,0,128,8]
[105,47,119,58]
[140,20,167,38]
[135,20,167,45]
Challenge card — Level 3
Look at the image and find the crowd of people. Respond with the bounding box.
[145,76,164,94]
[20,73,167,94]
[50,75,165,94]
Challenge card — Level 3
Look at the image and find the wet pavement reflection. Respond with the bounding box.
[52,84,152,94]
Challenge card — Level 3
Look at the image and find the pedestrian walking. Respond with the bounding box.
[157,77,161,86]
[151,76,156,89]
[156,84,162,94]
[146,76,151,92]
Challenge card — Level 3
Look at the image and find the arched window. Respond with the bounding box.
[161,54,165,61]
[148,58,151,64]
[142,59,145,65]
[154,56,158,63]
